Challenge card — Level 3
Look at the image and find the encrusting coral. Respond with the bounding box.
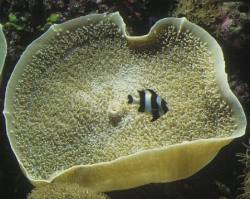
[173,1,250,49]
[3,12,246,191]
[27,183,109,199]
[0,24,7,85]
[173,0,222,27]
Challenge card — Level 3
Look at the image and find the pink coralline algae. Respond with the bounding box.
[220,16,233,35]
[217,1,250,48]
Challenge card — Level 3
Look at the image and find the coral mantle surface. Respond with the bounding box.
[11,19,236,180]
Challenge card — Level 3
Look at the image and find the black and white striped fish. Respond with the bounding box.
[128,89,169,122]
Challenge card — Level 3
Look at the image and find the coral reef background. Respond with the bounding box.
[0,0,250,199]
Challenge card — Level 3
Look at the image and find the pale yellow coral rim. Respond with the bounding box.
[0,24,7,85]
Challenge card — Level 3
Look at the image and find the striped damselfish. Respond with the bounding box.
[128,89,169,122]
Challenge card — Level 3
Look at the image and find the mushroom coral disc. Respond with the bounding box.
[3,12,246,192]
[0,24,7,85]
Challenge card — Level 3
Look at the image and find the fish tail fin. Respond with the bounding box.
[128,95,133,104]
[151,115,160,122]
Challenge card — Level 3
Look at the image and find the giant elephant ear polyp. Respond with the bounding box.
[3,12,246,192]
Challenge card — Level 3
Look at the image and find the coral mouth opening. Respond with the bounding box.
[108,101,126,127]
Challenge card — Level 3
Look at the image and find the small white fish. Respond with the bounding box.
[128,89,169,122]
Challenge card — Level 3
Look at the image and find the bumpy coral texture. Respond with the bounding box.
[11,18,236,180]
[173,0,222,27]
[27,183,109,199]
